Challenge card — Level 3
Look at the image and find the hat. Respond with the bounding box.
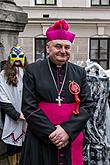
[46,19,75,43]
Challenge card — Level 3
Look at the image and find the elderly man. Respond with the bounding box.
[19,19,94,165]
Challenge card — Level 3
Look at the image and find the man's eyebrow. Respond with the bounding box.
[54,43,62,45]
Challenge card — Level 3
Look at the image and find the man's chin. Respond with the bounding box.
[56,61,66,66]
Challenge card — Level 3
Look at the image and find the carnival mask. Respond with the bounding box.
[9,45,25,66]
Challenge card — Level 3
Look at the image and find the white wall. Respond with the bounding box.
[14,0,91,7]
[19,24,42,37]
[70,24,97,38]
[62,0,87,7]
[15,0,30,6]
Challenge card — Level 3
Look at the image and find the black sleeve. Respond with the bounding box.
[27,109,56,143]
[61,68,95,141]
[1,102,20,121]
[22,66,56,143]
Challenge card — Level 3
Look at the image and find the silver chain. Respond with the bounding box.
[47,57,68,97]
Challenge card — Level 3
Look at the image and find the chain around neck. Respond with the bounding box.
[47,57,68,97]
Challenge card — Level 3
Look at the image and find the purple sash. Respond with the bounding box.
[38,102,84,165]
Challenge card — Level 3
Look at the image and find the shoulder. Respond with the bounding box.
[0,70,5,75]
[25,59,46,73]
[68,62,85,74]
[0,70,5,78]
[0,70,6,83]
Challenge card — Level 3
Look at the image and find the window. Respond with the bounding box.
[35,38,47,61]
[91,0,110,6]
[35,0,56,5]
[90,38,110,69]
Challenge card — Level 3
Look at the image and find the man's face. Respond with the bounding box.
[46,40,72,66]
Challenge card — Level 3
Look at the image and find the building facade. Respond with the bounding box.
[14,0,110,69]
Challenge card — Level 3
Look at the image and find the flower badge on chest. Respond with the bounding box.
[69,80,80,114]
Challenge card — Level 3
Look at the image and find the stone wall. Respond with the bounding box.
[0,0,28,61]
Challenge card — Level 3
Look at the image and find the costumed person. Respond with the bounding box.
[19,19,94,165]
[0,45,28,165]
[0,60,8,130]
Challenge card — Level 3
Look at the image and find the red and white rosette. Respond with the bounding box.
[69,80,80,114]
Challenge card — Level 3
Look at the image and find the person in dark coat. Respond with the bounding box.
[19,19,94,165]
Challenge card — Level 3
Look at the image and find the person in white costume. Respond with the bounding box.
[0,45,28,165]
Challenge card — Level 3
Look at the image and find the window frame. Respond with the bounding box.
[35,0,57,5]
[35,37,47,61]
[91,0,110,6]
[89,38,110,69]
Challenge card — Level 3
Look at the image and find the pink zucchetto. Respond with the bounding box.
[46,19,75,43]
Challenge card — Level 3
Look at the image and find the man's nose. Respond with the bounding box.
[60,46,66,53]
